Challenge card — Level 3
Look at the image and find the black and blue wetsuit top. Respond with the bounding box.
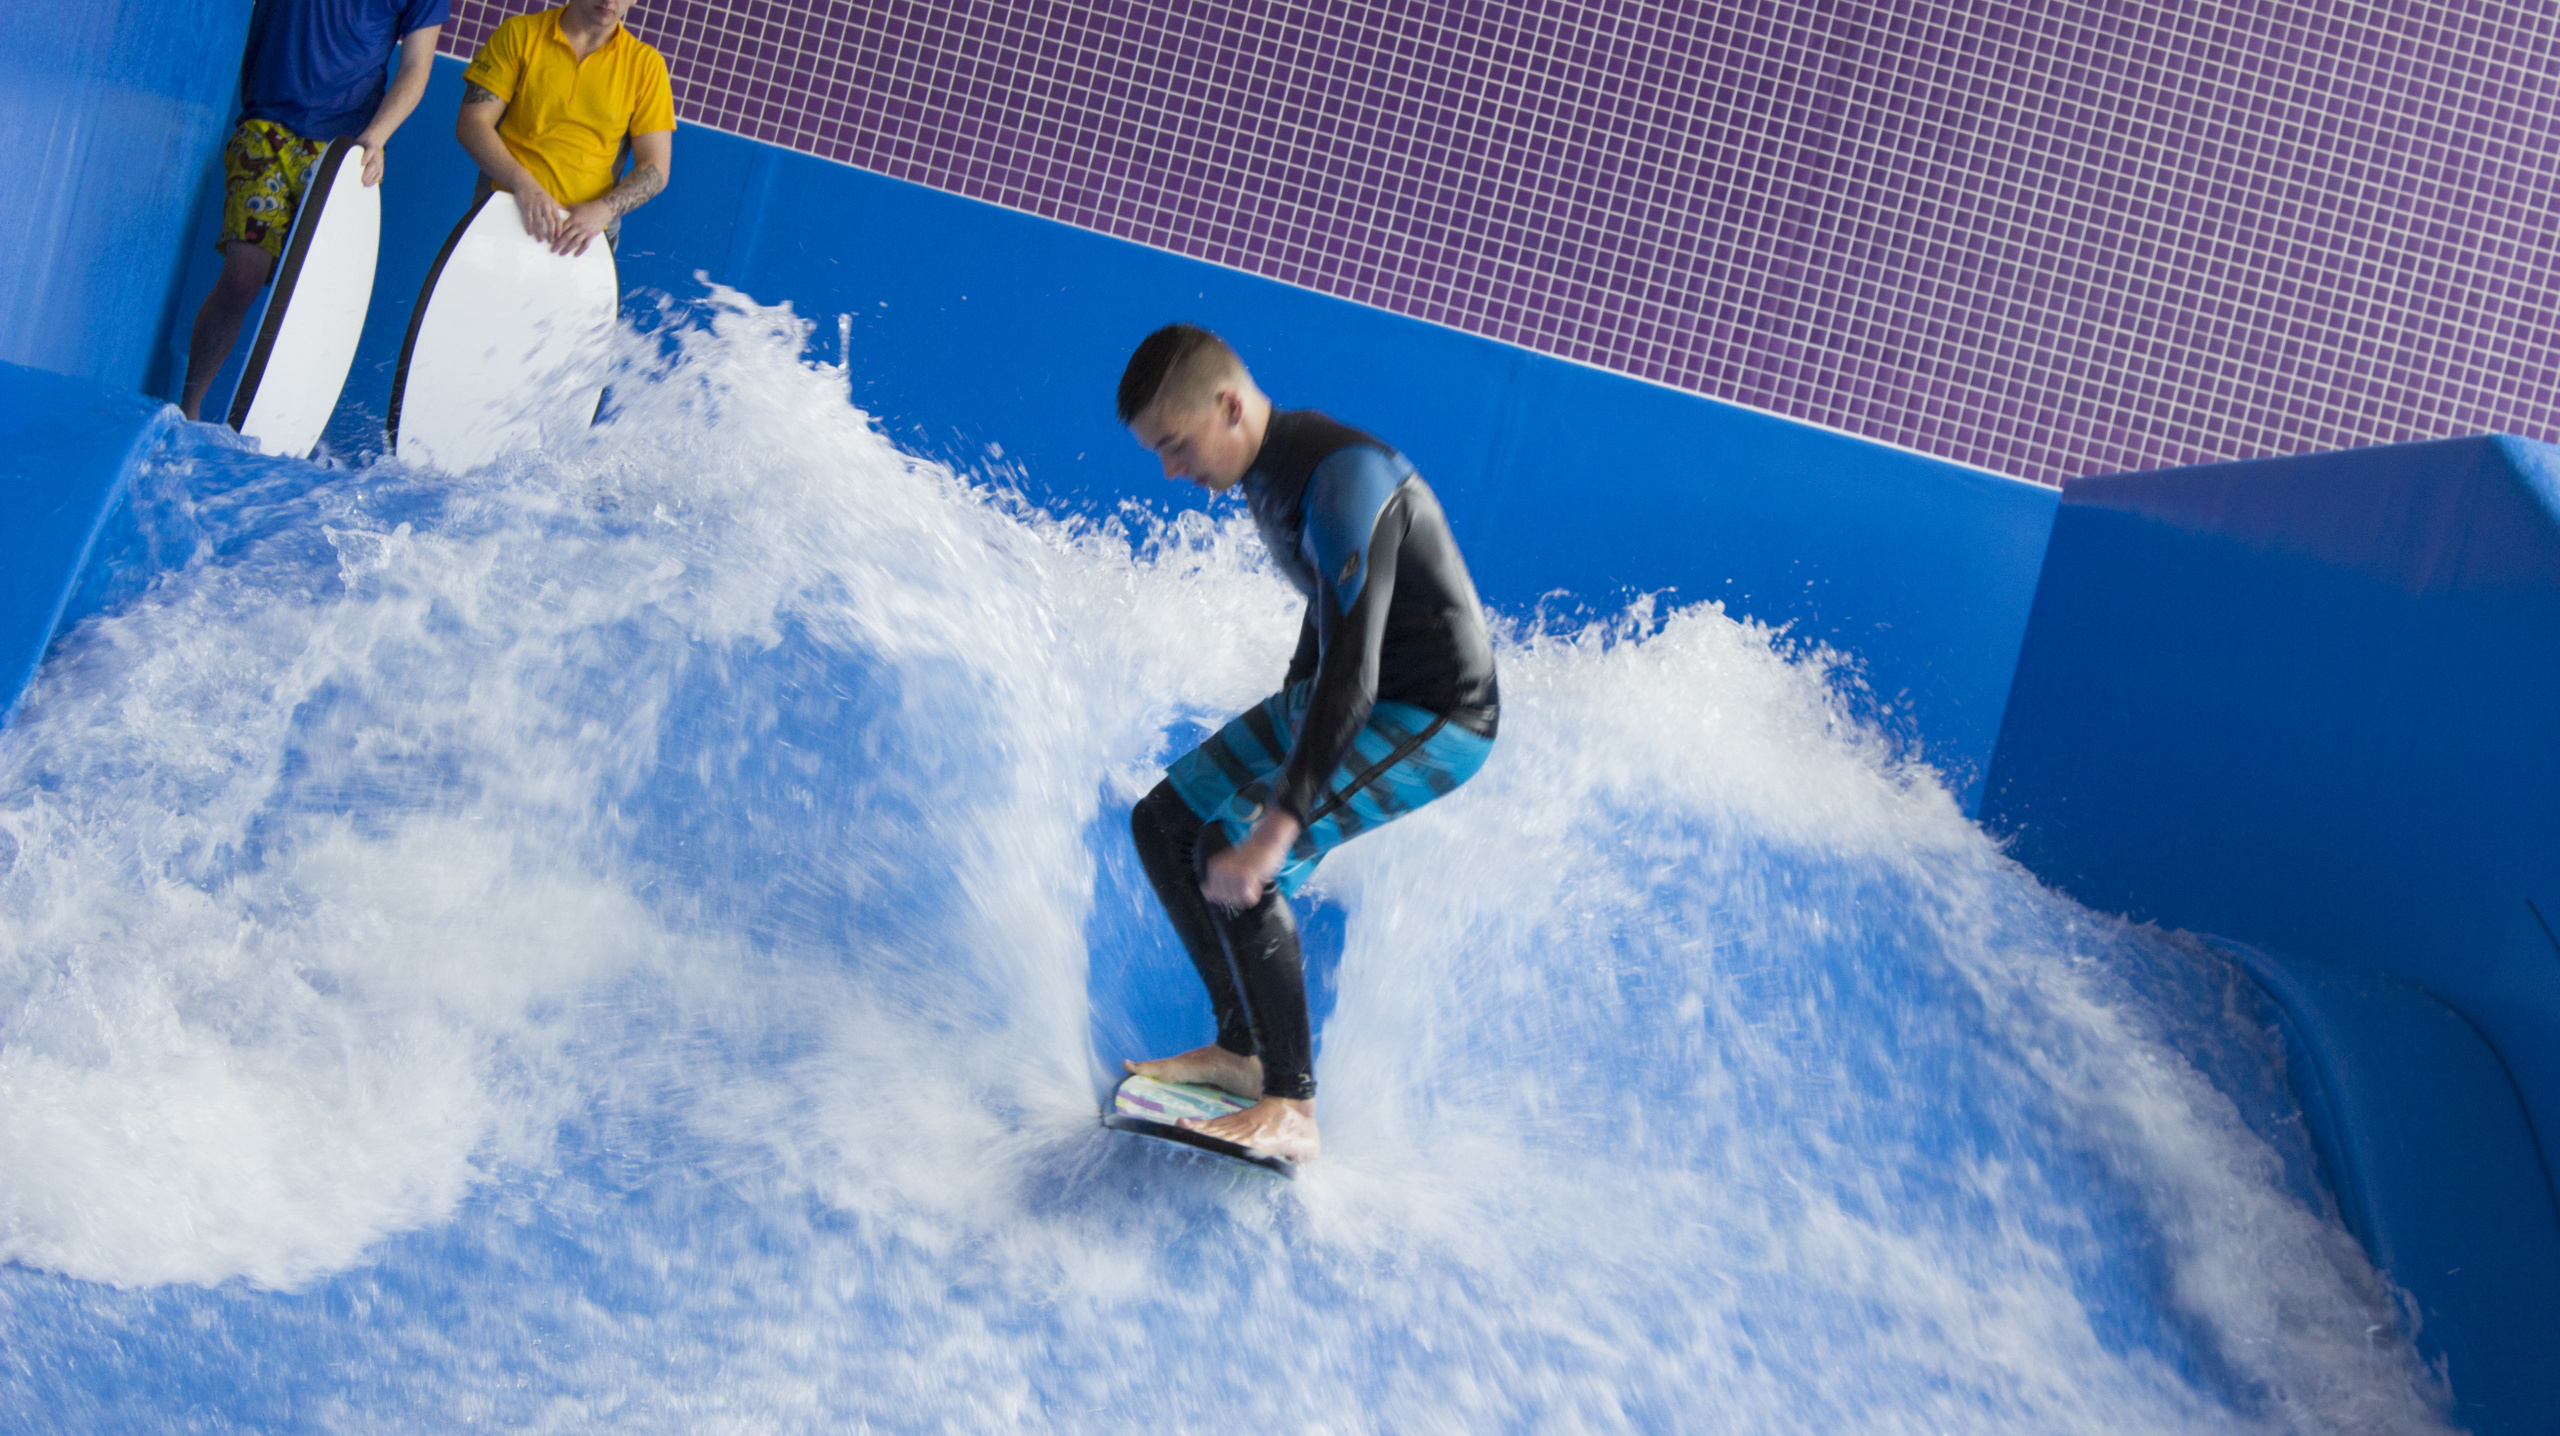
[1239,409,1500,825]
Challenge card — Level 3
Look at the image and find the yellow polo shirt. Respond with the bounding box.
[463,8,674,206]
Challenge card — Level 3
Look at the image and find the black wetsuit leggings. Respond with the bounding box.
[1130,780,1316,1102]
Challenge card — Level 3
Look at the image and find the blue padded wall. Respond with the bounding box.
[309,59,2058,810]
[0,361,170,729]
[0,0,249,397]
[1982,437,2560,1427]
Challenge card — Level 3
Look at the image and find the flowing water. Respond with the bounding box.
[0,295,2453,1432]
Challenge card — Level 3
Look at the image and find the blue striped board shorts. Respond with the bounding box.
[1165,682,1495,898]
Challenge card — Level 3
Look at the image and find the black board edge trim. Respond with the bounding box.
[227,136,354,434]
[1102,1113,1297,1177]
[386,188,496,449]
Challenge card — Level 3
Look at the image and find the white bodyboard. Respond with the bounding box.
[229,137,380,458]
[389,190,618,473]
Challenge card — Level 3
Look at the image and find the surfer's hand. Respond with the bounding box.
[1202,810,1300,908]
[355,137,387,186]
[554,201,612,256]
[516,186,566,244]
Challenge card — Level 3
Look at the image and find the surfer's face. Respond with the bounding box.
[1132,389,1256,493]
[566,0,637,28]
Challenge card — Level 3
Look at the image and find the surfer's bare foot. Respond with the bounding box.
[1125,1045,1263,1099]
[1182,1097,1319,1163]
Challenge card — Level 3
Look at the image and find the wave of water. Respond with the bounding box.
[0,293,2451,1432]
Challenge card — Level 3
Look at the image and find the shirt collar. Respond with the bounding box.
[539,8,629,57]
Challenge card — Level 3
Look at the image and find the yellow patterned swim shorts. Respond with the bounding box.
[220,119,329,260]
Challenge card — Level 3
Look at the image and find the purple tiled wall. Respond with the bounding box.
[444,1,2560,487]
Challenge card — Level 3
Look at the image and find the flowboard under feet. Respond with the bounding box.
[1103,1073,1297,1177]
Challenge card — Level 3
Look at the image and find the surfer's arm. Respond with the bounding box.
[1204,479,1402,906]
[1270,450,1410,827]
[1202,806,1303,908]
[454,85,566,242]
[1282,608,1318,689]
[557,130,672,255]
[612,131,673,215]
[352,24,441,186]
[1204,594,1324,907]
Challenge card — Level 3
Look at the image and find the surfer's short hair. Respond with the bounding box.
[1117,324,1246,424]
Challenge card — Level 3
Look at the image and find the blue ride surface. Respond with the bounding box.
[1,14,2554,1434]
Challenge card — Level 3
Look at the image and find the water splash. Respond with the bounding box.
[0,291,2450,1432]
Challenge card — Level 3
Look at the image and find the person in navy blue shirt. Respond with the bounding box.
[1117,324,1501,1164]
[180,0,448,421]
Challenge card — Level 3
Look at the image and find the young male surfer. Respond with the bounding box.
[1118,325,1501,1164]
[180,0,447,420]
[455,0,675,256]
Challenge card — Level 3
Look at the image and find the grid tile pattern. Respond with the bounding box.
[441,1,2560,486]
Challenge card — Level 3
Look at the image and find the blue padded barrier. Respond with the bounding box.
[0,361,170,730]
[0,0,250,397]
[1983,437,2560,1430]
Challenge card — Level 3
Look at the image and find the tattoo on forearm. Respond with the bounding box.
[461,81,499,106]
[601,162,666,218]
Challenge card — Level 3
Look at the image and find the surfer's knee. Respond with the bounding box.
[212,243,274,300]
[1131,779,1180,838]
[1131,781,1196,861]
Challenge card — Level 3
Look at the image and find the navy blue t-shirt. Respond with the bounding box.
[239,0,451,141]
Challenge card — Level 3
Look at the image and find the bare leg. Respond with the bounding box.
[180,242,276,420]
[1182,1096,1319,1163]
[1125,1044,1263,1099]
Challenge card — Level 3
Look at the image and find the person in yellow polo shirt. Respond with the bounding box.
[454,0,674,256]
